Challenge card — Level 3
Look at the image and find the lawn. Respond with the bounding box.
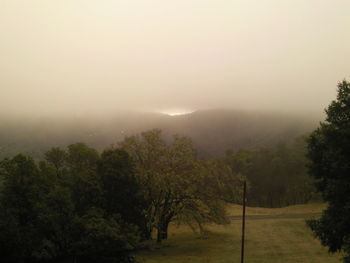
[135,203,343,263]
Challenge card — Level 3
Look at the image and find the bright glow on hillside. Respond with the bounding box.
[160,109,195,116]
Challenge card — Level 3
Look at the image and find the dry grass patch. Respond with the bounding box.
[136,203,342,263]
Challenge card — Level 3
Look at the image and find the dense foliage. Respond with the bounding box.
[224,137,316,207]
[0,131,244,261]
[306,80,350,263]
[120,130,242,242]
[0,123,318,262]
[0,145,143,263]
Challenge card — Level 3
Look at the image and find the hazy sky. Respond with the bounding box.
[1,0,349,116]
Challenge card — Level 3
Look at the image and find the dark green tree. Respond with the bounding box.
[74,209,140,263]
[0,155,47,262]
[0,145,144,263]
[66,142,99,172]
[98,148,147,238]
[66,143,102,215]
[44,147,67,173]
[307,80,350,262]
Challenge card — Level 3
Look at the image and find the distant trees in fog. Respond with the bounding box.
[224,136,316,208]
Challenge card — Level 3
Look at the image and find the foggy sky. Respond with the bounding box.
[1,0,349,117]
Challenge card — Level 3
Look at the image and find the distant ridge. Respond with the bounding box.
[0,109,320,158]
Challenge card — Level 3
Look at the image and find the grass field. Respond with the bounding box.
[135,203,343,263]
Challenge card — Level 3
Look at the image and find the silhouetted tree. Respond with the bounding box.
[0,155,47,262]
[98,148,148,238]
[307,80,350,263]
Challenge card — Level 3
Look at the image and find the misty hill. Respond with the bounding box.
[0,109,320,159]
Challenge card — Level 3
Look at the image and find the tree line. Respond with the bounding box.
[0,130,242,263]
[0,128,317,262]
[224,136,316,207]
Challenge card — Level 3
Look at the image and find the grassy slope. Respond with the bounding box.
[135,203,342,263]
[227,203,328,216]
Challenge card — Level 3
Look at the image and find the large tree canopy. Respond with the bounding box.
[307,80,350,262]
[120,129,241,243]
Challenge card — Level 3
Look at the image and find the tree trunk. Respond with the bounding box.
[144,222,153,240]
[156,221,168,243]
[156,226,162,243]
[161,220,170,240]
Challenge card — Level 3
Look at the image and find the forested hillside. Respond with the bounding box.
[0,109,319,159]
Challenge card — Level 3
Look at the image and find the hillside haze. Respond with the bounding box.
[0,109,319,158]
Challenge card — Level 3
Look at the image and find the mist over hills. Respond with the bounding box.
[0,109,320,159]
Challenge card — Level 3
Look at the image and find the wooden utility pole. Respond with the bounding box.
[240,181,247,263]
